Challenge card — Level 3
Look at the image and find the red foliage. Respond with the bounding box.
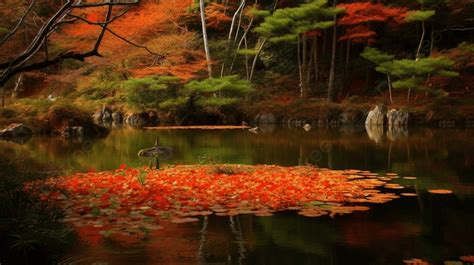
[338,25,377,44]
[25,165,402,242]
[337,3,408,43]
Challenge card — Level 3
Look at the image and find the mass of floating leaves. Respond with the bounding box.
[25,165,407,240]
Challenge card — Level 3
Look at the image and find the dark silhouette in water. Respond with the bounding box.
[137,137,173,169]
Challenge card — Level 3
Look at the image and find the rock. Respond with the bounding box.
[92,111,103,124]
[125,112,149,128]
[92,106,114,124]
[61,126,84,138]
[101,107,113,123]
[254,112,276,124]
[365,104,387,126]
[0,123,33,138]
[112,111,123,124]
[387,109,409,127]
[303,124,312,131]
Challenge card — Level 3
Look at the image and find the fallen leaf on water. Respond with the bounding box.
[384,184,405,189]
[428,189,453,195]
[401,193,418,197]
[403,258,430,265]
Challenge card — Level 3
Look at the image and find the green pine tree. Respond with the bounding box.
[254,0,344,97]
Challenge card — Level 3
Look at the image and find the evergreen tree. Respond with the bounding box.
[380,57,458,101]
[361,47,395,103]
[160,75,253,110]
[122,76,180,110]
[254,0,344,98]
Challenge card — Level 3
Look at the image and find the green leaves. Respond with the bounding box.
[405,10,435,22]
[183,75,253,96]
[254,0,342,43]
[122,75,180,110]
[361,47,395,66]
[159,76,252,110]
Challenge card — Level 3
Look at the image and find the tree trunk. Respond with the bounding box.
[297,35,304,97]
[345,40,351,77]
[415,20,426,60]
[249,39,266,82]
[220,0,245,77]
[387,73,393,104]
[1,86,5,107]
[200,0,213,78]
[12,74,23,99]
[229,21,254,72]
[307,37,315,94]
[314,36,319,83]
[302,34,308,97]
[327,0,338,102]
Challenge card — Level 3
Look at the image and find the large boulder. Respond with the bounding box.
[387,109,409,127]
[365,104,387,126]
[44,105,109,138]
[0,123,33,138]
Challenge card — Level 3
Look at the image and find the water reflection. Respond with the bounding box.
[1,127,473,264]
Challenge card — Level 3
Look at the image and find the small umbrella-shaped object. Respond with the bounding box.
[138,137,174,169]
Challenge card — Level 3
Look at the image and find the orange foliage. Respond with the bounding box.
[205,3,232,29]
[52,0,207,80]
[337,3,408,43]
[25,164,402,242]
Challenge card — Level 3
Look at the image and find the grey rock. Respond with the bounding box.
[125,113,148,128]
[387,109,409,127]
[101,107,113,123]
[365,104,387,126]
[0,123,33,138]
[112,111,123,124]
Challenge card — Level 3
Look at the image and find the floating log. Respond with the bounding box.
[143,125,251,130]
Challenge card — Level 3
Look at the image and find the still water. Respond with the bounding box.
[1,126,473,264]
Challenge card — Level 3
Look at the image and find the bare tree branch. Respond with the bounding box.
[0,0,36,47]
[71,1,139,8]
[0,0,141,88]
[67,13,161,56]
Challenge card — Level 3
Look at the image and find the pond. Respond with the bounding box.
[1,126,473,264]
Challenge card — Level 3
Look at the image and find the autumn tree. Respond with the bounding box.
[337,2,407,44]
[0,0,142,107]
